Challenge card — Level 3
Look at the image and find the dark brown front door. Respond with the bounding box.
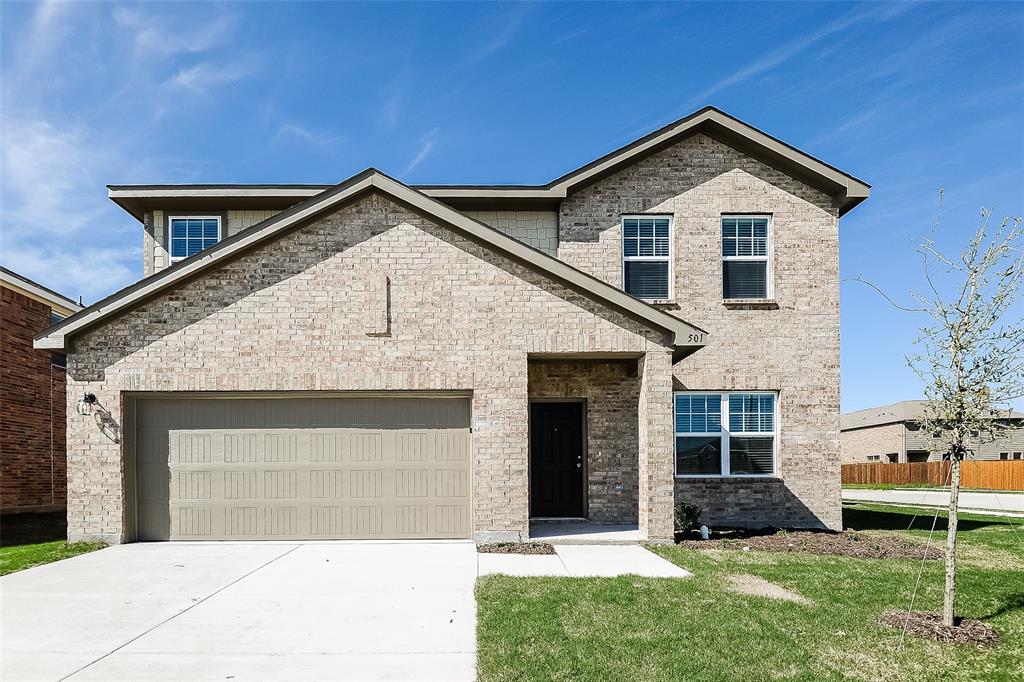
[530,401,584,518]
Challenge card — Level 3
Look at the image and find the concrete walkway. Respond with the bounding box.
[478,544,691,578]
[2,542,478,682]
[843,488,1024,516]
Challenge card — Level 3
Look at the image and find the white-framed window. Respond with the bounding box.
[674,391,777,477]
[622,215,671,300]
[169,216,222,262]
[867,455,881,462]
[722,215,770,300]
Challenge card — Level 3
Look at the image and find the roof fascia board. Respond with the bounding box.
[547,109,870,210]
[0,267,82,316]
[42,171,706,358]
[108,185,558,201]
[108,187,328,199]
[105,108,869,216]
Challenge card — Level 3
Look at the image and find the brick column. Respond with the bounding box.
[637,348,674,542]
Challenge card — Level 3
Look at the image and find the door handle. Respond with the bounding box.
[576,463,582,468]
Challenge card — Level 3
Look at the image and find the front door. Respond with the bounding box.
[530,401,584,518]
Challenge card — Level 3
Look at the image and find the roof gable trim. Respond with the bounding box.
[38,171,706,358]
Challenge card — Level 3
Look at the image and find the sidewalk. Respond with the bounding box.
[843,488,1024,517]
[478,544,691,578]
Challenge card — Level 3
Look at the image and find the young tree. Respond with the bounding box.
[856,196,1024,627]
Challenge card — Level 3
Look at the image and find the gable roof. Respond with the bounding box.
[107,106,870,220]
[0,266,83,318]
[841,400,1024,430]
[37,170,707,360]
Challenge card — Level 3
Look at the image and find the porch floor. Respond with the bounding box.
[528,521,642,544]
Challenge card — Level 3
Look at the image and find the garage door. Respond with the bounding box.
[131,396,472,541]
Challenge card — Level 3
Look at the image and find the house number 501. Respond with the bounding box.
[687,333,706,343]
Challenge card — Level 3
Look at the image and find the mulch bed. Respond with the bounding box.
[477,542,556,555]
[676,528,944,561]
[877,610,1000,647]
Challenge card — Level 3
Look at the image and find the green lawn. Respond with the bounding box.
[0,540,107,576]
[476,503,1024,682]
[0,512,106,576]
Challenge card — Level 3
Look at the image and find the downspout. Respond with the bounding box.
[901,421,907,463]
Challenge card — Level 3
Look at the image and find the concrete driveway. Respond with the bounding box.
[1,542,477,682]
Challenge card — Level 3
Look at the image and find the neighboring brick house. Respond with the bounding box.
[36,107,871,544]
[1,267,82,513]
[841,400,1024,463]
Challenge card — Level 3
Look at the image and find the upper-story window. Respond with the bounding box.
[722,215,770,300]
[170,216,221,263]
[622,215,671,300]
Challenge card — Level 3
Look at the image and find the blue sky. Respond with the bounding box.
[1,1,1022,412]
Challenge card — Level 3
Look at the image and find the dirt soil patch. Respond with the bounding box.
[877,610,1000,647]
[676,529,943,560]
[725,574,811,604]
[478,542,556,555]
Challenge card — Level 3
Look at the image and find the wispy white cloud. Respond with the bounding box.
[1,120,107,235]
[680,3,917,110]
[807,106,882,147]
[168,61,255,93]
[2,241,139,306]
[402,128,441,176]
[379,73,410,129]
[112,6,238,59]
[468,4,533,63]
[274,123,346,148]
[0,118,142,303]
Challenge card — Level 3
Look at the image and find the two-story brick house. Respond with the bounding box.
[36,107,869,544]
[2,266,82,514]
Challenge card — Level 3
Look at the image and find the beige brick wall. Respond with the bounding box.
[67,191,672,544]
[527,361,640,524]
[463,211,558,255]
[558,133,842,529]
[841,424,903,463]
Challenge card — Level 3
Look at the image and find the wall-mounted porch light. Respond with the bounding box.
[76,393,97,416]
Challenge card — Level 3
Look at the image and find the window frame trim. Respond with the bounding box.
[721,214,773,301]
[621,213,673,302]
[674,390,779,478]
[168,214,224,263]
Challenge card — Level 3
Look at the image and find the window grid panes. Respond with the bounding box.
[675,394,722,433]
[170,217,221,260]
[622,216,670,299]
[674,392,776,476]
[722,216,769,299]
[728,394,775,433]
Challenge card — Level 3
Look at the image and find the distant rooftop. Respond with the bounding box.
[842,400,1024,431]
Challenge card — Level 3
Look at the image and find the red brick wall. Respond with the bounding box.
[1,286,68,512]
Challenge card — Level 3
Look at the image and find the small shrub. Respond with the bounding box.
[674,502,702,533]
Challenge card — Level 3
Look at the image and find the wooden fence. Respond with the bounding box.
[842,460,1024,491]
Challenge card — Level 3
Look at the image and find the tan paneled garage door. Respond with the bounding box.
[130,396,472,541]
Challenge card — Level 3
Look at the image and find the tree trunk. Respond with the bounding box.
[943,456,961,627]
